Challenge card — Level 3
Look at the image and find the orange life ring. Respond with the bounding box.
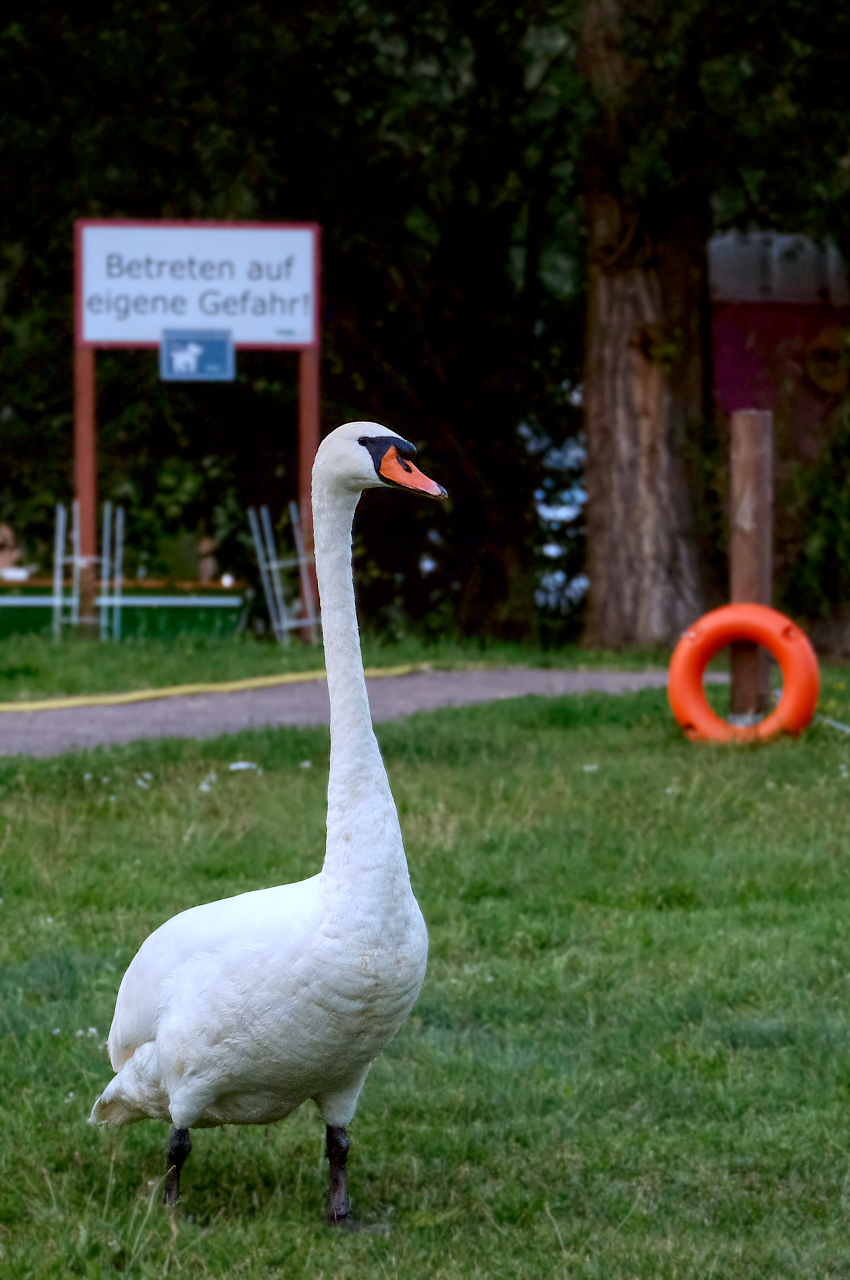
[668,604,819,743]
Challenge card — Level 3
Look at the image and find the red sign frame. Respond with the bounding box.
[71,219,322,630]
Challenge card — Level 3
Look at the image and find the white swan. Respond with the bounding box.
[90,422,446,1224]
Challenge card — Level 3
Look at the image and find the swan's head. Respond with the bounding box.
[313,421,447,499]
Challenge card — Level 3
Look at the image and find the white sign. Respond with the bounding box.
[76,221,318,348]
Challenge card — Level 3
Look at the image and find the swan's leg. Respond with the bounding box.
[326,1125,351,1224]
[164,1127,192,1206]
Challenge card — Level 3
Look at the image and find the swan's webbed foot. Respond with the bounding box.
[326,1124,352,1224]
[324,1125,390,1233]
[164,1127,192,1206]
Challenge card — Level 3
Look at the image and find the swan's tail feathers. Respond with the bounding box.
[89,1042,169,1127]
[89,1088,145,1127]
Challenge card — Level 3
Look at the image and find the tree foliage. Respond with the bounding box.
[0,2,588,636]
[1,0,849,639]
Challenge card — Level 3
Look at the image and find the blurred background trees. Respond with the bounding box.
[578,0,850,644]
[1,0,849,645]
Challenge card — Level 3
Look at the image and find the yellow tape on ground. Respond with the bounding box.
[0,662,430,714]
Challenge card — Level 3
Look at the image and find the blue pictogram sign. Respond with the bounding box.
[160,330,235,381]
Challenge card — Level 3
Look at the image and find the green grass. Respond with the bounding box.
[0,631,668,704]
[2,689,850,1276]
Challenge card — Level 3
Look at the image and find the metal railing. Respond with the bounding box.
[249,501,320,645]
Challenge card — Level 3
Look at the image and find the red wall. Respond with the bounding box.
[712,302,850,452]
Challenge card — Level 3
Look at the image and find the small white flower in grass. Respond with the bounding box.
[0,899,4,906]
[582,764,598,772]
[87,1027,97,1037]
[76,1030,84,1038]
[102,777,109,783]
[109,796,116,803]
[83,773,92,781]
[766,780,776,789]
[229,761,258,772]
[65,1091,74,1102]
[199,771,217,793]
[300,761,312,769]
[143,772,152,781]
[486,975,494,983]
[136,779,149,789]
[45,916,53,923]
[52,1028,60,1035]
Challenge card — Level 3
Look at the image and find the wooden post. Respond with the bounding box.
[730,409,773,716]
[74,344,98,636]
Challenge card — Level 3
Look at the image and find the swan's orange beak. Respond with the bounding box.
[379,445,447,499]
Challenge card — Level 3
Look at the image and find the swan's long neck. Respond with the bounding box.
[312,472,409,900]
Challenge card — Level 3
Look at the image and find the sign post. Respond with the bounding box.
[298,345,320,567]
[74,219,321,634]
[73,346,98,633]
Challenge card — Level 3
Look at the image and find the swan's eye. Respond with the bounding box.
[358,434,417,476]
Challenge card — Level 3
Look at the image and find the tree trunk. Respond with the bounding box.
[579,0,705,647]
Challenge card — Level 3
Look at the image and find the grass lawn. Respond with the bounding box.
[0,631,669,704]
[2,688,850,1276]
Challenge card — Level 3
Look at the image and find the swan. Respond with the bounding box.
[90,422,446,1225]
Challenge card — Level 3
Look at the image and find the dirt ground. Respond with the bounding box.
[0,667,680,758]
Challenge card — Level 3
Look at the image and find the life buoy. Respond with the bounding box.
[668,604,819,743]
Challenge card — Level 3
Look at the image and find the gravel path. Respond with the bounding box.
[0,667,684,758]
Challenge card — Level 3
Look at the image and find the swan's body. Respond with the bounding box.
[94,872,425,1131]
[90,423,446,1217]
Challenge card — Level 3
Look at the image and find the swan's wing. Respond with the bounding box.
[107,876,322,1070]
